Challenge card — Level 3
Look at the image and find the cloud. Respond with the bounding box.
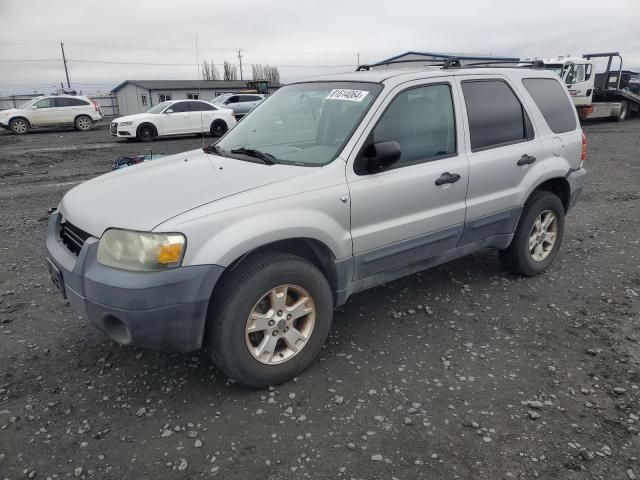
[0,0,638,94]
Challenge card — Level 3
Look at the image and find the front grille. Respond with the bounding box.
[110,122,117,135]
[60,219,91,256]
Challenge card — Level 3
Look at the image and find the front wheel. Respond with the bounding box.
[9,118,30,134]
[500,190,565,276]
[614,101,628,122]
[206,253,334,388]
[137,124,156,142]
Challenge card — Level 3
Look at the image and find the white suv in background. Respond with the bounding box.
[110,100,237,141]
[0,95,103,134]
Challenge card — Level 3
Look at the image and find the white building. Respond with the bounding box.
[111,80,278,116]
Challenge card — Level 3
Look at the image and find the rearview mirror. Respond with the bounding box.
[357,141,401,174]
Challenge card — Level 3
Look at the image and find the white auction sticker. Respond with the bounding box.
[325,89,369,102]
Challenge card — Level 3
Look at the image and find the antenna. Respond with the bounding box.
[195,34,205,148]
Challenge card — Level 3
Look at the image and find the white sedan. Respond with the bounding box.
[110,100,236,141]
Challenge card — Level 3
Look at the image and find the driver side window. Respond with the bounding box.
[35,98,54,109]
[372,84,456,167]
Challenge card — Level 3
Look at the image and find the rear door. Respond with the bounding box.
[188,101,218,133]
[54,97,82,124]
[347,79,469,279]
[455,76,544,245]
[160,101,191,134]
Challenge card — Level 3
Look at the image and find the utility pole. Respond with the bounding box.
[357,52,360,67]
[237,49,243,80]
[60,41,70,88]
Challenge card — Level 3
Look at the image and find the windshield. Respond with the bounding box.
[215,82,382,166]
[19,98,41,108]
[543,64,565,76]
[146,102,171,114]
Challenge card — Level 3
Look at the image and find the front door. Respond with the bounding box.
[455,76,544,244]
[161,101,191,134]
[565,63,594,107]
[347,80,469,279]
[28,98,59,126]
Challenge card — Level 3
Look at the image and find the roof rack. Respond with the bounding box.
[356,57,544,72]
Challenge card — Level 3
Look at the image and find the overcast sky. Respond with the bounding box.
[0,0,639,95]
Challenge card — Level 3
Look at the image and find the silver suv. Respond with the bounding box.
[210,93,265,117]
[45,65,586,387]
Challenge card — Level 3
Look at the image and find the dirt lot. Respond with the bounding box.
[0,120,639,480]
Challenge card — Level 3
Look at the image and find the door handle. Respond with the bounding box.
[435,172,461,186]
[517,154,536,166]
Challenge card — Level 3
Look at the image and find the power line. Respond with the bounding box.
[0,58,356,68]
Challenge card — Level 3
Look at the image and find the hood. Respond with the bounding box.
[113,113,158,123]
[0,108,19,116]
[59,149,312,236]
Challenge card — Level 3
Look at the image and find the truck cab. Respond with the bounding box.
[541,56,595,107]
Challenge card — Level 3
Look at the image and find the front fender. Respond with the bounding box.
[189,207,350,267]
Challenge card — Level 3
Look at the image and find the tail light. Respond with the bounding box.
[580,132,587,166]
[90,99,102,113]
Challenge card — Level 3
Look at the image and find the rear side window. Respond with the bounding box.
[522,78,577,134]
[55,98,90,107]
[190,101,215,111]
[461,80,534,151]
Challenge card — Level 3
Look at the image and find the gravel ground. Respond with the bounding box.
[0,120,639,480]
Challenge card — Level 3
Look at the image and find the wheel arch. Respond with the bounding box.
[74,113,92,123]
[136,121,158,137]
[529,177,571,212]
[9,116,31,128]
[222,237,340,296]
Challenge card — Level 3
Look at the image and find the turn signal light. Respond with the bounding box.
[581,132,587,165]
[157,243,183,265]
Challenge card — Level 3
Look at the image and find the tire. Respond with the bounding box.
[210,120,228,137]
[9,117,30,135]
[615,101,628,122]
[500,190,565,276]
[137,124,156,142]
[75,115,93,131]
[206,252,334,388]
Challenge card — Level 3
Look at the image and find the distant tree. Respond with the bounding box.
[223,61,238,80]
[201,60,220,80]
[252,64,280,84]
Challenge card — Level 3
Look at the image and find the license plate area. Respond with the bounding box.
[46,257,66,299]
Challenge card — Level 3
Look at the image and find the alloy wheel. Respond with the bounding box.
[528,210,558,262]
[245,284,316,365]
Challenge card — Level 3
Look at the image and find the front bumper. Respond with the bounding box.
[111,122,135,137]
[45,212,224,352]
[567,167,587,210]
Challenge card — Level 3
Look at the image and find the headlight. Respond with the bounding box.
[119,121,133,126]
[97,229,186,271]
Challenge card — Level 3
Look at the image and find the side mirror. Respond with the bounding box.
[358,141,401,174]
[30,106,38,110]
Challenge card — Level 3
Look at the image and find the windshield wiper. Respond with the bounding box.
[230,147,277,165]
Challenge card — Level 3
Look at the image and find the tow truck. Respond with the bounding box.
[539,52,640,121]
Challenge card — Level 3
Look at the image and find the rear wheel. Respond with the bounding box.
[137,124,156,142]
[210,120,228,137]
[500,190,565,276]
[206,252,334,388]
[9,118,30,134]
[75,115,93,131]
